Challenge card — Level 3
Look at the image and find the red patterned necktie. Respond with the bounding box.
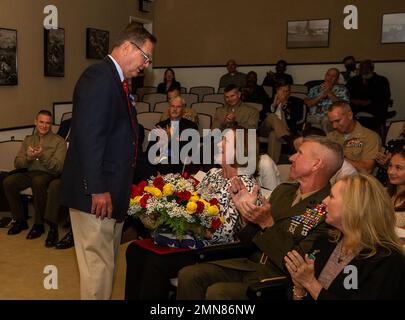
[122,80,138,168]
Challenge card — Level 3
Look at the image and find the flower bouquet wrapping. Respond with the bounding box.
[127,173,224,249]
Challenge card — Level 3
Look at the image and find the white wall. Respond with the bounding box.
[147,62,405,120]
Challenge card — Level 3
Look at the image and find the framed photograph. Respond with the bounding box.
[86,28,109,59]
[381,13,405,44]
[287,19,330,48]
[0,28,18,85]
[44,27,65,77]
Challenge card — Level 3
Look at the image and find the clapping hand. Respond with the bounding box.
[284,250,316,288]
[224,113,236,123]
[27,145,43,160]
[229,178,274,229]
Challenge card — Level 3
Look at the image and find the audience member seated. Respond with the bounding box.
[218,59,247,89]
[341,55,358,83]
[176,136,344,300]
[157,68,181,94]
[125,127,260,299]
[211,84,259,130]
[304,68,349,132]
[346,60,391,130]
[149,96,199,175]
[262,59,294,91]
[285,173,405,300]
[327,101,381,174]
[375,131,405,185]
[293,126,357,185]
[159,87,199,124]
[259,79,303,164]
[3,110,67,244]
[388,149,405,229]
[242,71,270,109]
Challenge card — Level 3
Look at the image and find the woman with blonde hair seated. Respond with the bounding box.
[387,149,405,228]
[284,173,405,300]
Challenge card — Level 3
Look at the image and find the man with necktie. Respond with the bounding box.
[60,23,156,299]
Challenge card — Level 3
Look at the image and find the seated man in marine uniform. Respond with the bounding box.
[212,84,259,130]
[176,136,343,300]
[327,101,381,174]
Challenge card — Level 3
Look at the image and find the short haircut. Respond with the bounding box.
[113,23,157,48]
[274,77,291,90]
[329,101,352,113]
[36,109,52,119]
[360,59,374,71]
[247,71,257,78]
[343,55,355,63]
[303,136,344,177]
[277,59,287,65]
[224,84,240,93]
[328,67,340,77]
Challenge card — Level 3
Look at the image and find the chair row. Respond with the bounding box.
[139,112,214,152]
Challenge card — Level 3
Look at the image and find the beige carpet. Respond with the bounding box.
[0,212,131,300]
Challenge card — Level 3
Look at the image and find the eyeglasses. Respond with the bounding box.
[130,41,152,65]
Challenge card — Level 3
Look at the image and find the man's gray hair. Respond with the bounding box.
[329,101,352,113]
[303,136,344,177]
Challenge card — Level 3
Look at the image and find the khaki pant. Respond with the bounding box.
[259,114,290,164]
[70,208,123,300]
[306,114,332,133]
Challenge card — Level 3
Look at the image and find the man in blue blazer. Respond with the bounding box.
[60,23,156,299]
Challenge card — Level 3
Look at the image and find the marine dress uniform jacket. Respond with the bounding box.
[211,182,332,281]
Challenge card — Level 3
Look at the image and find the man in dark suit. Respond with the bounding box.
[177,136,344,299]
[259,79,304,164]
[60,23,156,300]
[148,95,199,175]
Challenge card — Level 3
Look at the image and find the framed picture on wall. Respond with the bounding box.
[86,28,109,59]
[0,28,18,85]
[44,27,65,77]
[381,13,405,44]
[287,19,330,48]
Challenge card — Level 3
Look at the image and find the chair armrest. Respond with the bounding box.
[196,242,256,263]
[247,276,289,300]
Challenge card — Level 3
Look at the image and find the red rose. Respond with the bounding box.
[209,198,219,206]
[153,176,165,191]
[138,180,148,192]
[182,172,189,179]
[175,191,192,203]
[211,218,221,229]
[196,201,205,213]
[140,194,151,208]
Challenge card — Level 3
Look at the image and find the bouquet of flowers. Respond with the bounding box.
[127,173,224,248]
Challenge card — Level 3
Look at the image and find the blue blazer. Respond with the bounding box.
[60,56,139,220]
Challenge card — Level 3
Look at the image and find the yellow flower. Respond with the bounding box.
[130,196,142,206]
[200,199,210,207]
[208,205,219,216]
[186,201,198,214]
[189,195,200,203]
[163,184,173,197]
[144,186,162,199]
